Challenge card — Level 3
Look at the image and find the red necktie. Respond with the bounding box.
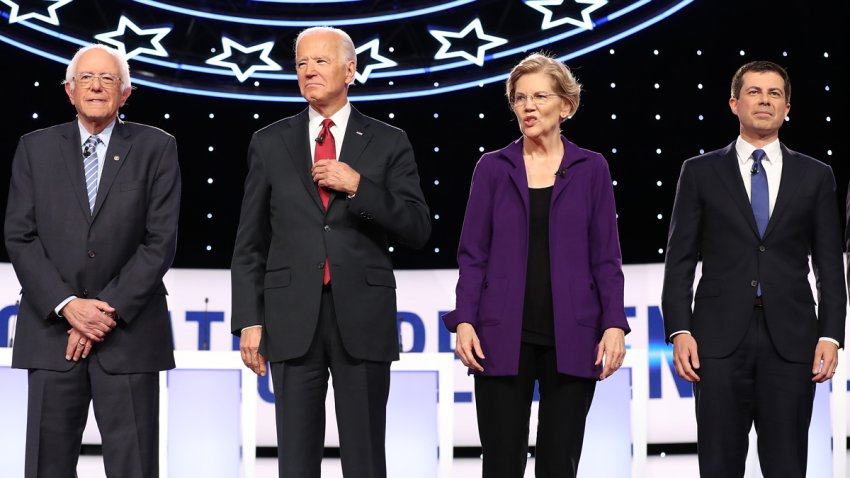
[313,118,335,284]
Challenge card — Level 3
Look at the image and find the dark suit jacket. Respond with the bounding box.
[442,137,630,378]
[230,107,431,363]
[662,141,846,363]
[4,120,181,373]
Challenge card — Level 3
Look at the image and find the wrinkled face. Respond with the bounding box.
[512,72,571,139]
[729,71,790,140]
[295,31,355,112]
[64,49,130,129]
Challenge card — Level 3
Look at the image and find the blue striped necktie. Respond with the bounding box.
[750,148,768,296]
[83,136,100,213]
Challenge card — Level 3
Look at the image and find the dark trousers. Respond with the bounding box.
[474,342,596,478]
[270,285,391,478]
[695,308,815,478]
[25,351,159,478]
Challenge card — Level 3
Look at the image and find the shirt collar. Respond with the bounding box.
[77,118,117,148]
[308,102,351,134]
[735,136,782,166]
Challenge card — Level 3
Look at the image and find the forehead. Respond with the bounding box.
[741,71,785,90]
[76,49,119,73]
[514,71,554,92]
[296,32,340,58]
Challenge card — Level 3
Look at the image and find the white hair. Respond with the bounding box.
[65,44,132,92]
[295,26,357,66]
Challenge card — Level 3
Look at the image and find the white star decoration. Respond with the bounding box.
[1,0,73,26]
[206,37,282,83]
[94,15,171,60]
[354,39,397,84]
[525,0,607,30]
[429,18,508,67]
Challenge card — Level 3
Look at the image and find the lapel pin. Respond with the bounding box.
[113,155,120,161]
[356,131,363,136]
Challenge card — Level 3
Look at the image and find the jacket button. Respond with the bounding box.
[758,245,766,252]
[318,262,325,269]
[750,280,758,287]
[324,225,331,232]
[87,250,96,258]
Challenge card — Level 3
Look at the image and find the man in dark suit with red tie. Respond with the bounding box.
[231,26,431,477]
[5,44,180,477]
[662,61,846,477]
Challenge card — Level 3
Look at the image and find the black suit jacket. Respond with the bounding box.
[662,141,846,363]
[230,107,431,363]
[4,120,181,373]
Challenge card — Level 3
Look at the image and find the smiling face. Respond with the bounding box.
[295,30,356,116]
[64,48,130,134]
[512,72,572,140]
[729,71,790,145]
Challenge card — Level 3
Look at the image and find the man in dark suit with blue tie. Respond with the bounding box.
[4,44,180,477]
[230,26,431,477]
[662,61,846,477]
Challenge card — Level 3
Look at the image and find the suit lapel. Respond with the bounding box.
[59,121,92,222]
[712,143,760,238]
[502,139,530,219]
[91,120,131,219]
[282,110,325,213]
[330,108,372,209]
[763,144,806,240]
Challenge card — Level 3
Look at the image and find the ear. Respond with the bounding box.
[784,102,790,117]
[120,86,132,106]
[344,60,356,85]
[64,82,75,105]
[560,99,572,120]
[729,96,738,116]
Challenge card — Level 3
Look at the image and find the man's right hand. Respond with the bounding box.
[672,333,701,382]
[240,327,267,376]
[61,298,117,342]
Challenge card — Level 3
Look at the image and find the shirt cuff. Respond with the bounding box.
[241,325,262,333]
[818,337,840,347]
[55,296,77,317]
[669,330,691,341]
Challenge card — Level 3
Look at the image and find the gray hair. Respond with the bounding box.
[295,26,357,66]
[65,44,132,92]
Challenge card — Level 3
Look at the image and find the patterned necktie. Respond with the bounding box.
[313,118,336,284]
[750,148,768,296]
[83,136,100,214]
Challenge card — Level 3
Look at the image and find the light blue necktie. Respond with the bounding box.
[83,136,100,214]
[750,148,768,296]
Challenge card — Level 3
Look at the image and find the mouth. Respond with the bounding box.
[754,111,773,118]
[523,115,538,127]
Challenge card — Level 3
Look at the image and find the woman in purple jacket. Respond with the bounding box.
[442,53,630,477]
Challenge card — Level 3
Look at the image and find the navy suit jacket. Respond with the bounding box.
[230,107,431,363]
[662,142,846,362]
[5,119,181,373]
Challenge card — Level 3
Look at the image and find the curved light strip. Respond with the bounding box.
[2,0,693,101]
[132,0,478,26]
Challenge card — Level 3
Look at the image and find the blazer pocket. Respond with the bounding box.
[120,180,145,192]
[264,268,291,289]
[365,267,396,288]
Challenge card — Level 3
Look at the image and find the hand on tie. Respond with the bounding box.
[312,160,360,195]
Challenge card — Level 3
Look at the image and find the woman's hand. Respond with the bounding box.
[455,323,485,372]
[596,327,626,380]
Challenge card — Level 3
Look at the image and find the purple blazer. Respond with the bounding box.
[443,136,630,378]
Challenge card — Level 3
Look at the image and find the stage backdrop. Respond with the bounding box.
[0,262,840,446]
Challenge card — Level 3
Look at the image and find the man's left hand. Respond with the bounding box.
[596,327,626,380]
[812,340,839,383]
[312,160,360,195]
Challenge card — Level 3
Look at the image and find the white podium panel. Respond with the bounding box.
[0,348,26,477]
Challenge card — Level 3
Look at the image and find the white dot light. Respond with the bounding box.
[34,81,39,87]
[824,52,829,58]
[433,82,439,87]
[388,46,395,53]
[434,214,440,220]
[253,113,260,119]
[609,48,615,54]
[478,113,485,119]
[657,214,663,220]
[32,113,38,119]
[782,51,788,57]
[206,245,212,251]
[433,113,439,118]
[208,113,215,119]
[434,247,440,253]
[825,85,830,91]
[612,180,618,186]
[208,146,214,152]
[785,116,790,122]
[653,49,659,55]
[119,114,125,119]
[210,47,216,53]
[164,113,170,119]
[433,180,440,185]
[697,83,703,89]
[610,82,616,88]
[654,83,660,89]
[827,150,833,156]
[611,147,618,154]
[388,113,395,119]
[698,114,704,120]
[611,114,617,120]
[658,248,664,254]
[388,246,395,252]
[433,146,440,152]
[696,50,702,56]
[656,148,662,154]
[699,149,705,154]
[656,181,662,187]
[660,452,667,458]
[478,83,484,88]
[479,146,485,152]
[739,50,745,56]
[254,81,260,87]
[655,114,661,120]
[389,81,394,86]
[207,178,214,184]
[207,213,213,219]
[826,116,831,122]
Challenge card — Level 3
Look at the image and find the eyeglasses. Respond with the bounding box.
[75,73,121,88]
[512,92,560,107]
